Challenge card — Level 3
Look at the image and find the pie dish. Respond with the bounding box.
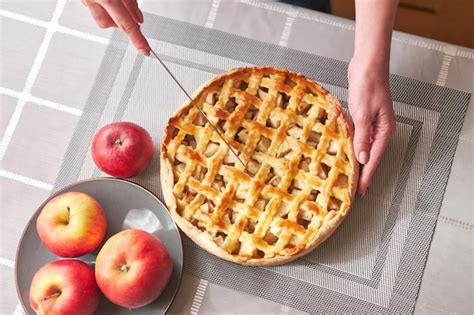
[160,66,358,266]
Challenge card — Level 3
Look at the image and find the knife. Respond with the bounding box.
[149,48,247,170]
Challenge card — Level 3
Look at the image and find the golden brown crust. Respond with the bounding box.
[160,66,358,266]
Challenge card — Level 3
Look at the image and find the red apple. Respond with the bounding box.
[36,192,107,257]
[91,122,154,178]
[95,229,173,308]
[29,260,99,315]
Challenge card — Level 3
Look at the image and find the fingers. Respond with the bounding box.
[84,2,116,28]
[98,0,150,55]
[352,114,372,165]
[123,0,144,24]
[357,121,395,197]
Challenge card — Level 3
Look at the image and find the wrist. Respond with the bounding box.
[349,53,390,83]
[351,47,389,68]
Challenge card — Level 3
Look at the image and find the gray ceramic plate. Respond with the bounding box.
[15,177,183,314]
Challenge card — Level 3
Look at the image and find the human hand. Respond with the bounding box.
[348,56,396,197]
[82,0,150,55]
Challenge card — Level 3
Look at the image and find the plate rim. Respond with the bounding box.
[14,176,184,314]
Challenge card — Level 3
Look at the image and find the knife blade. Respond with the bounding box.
[149,48,247,170]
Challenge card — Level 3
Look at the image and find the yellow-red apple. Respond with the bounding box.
[95,229,172,308]
[29,259,99,315]
[36,192,107,257]
[91,122,154,178]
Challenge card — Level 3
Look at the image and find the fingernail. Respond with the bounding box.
[359,151,369,164]
[139,48,150,56]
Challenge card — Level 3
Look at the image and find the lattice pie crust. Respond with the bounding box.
[161,67,358,266]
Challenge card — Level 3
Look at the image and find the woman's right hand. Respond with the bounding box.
[348,56,396,197]
[82,0,150,55]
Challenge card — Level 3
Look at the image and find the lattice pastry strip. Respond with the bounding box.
[161,67,358,266]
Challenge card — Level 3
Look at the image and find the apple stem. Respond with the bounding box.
[66,207,70,224]
[120,264,130,273]
[43,291,61,301]
[114,138,123,146]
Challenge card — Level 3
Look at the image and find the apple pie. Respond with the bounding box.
[161,67,358,266]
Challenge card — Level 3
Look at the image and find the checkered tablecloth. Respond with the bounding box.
[1,1,472,314]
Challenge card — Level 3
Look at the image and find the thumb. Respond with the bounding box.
[353,118,372,165]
